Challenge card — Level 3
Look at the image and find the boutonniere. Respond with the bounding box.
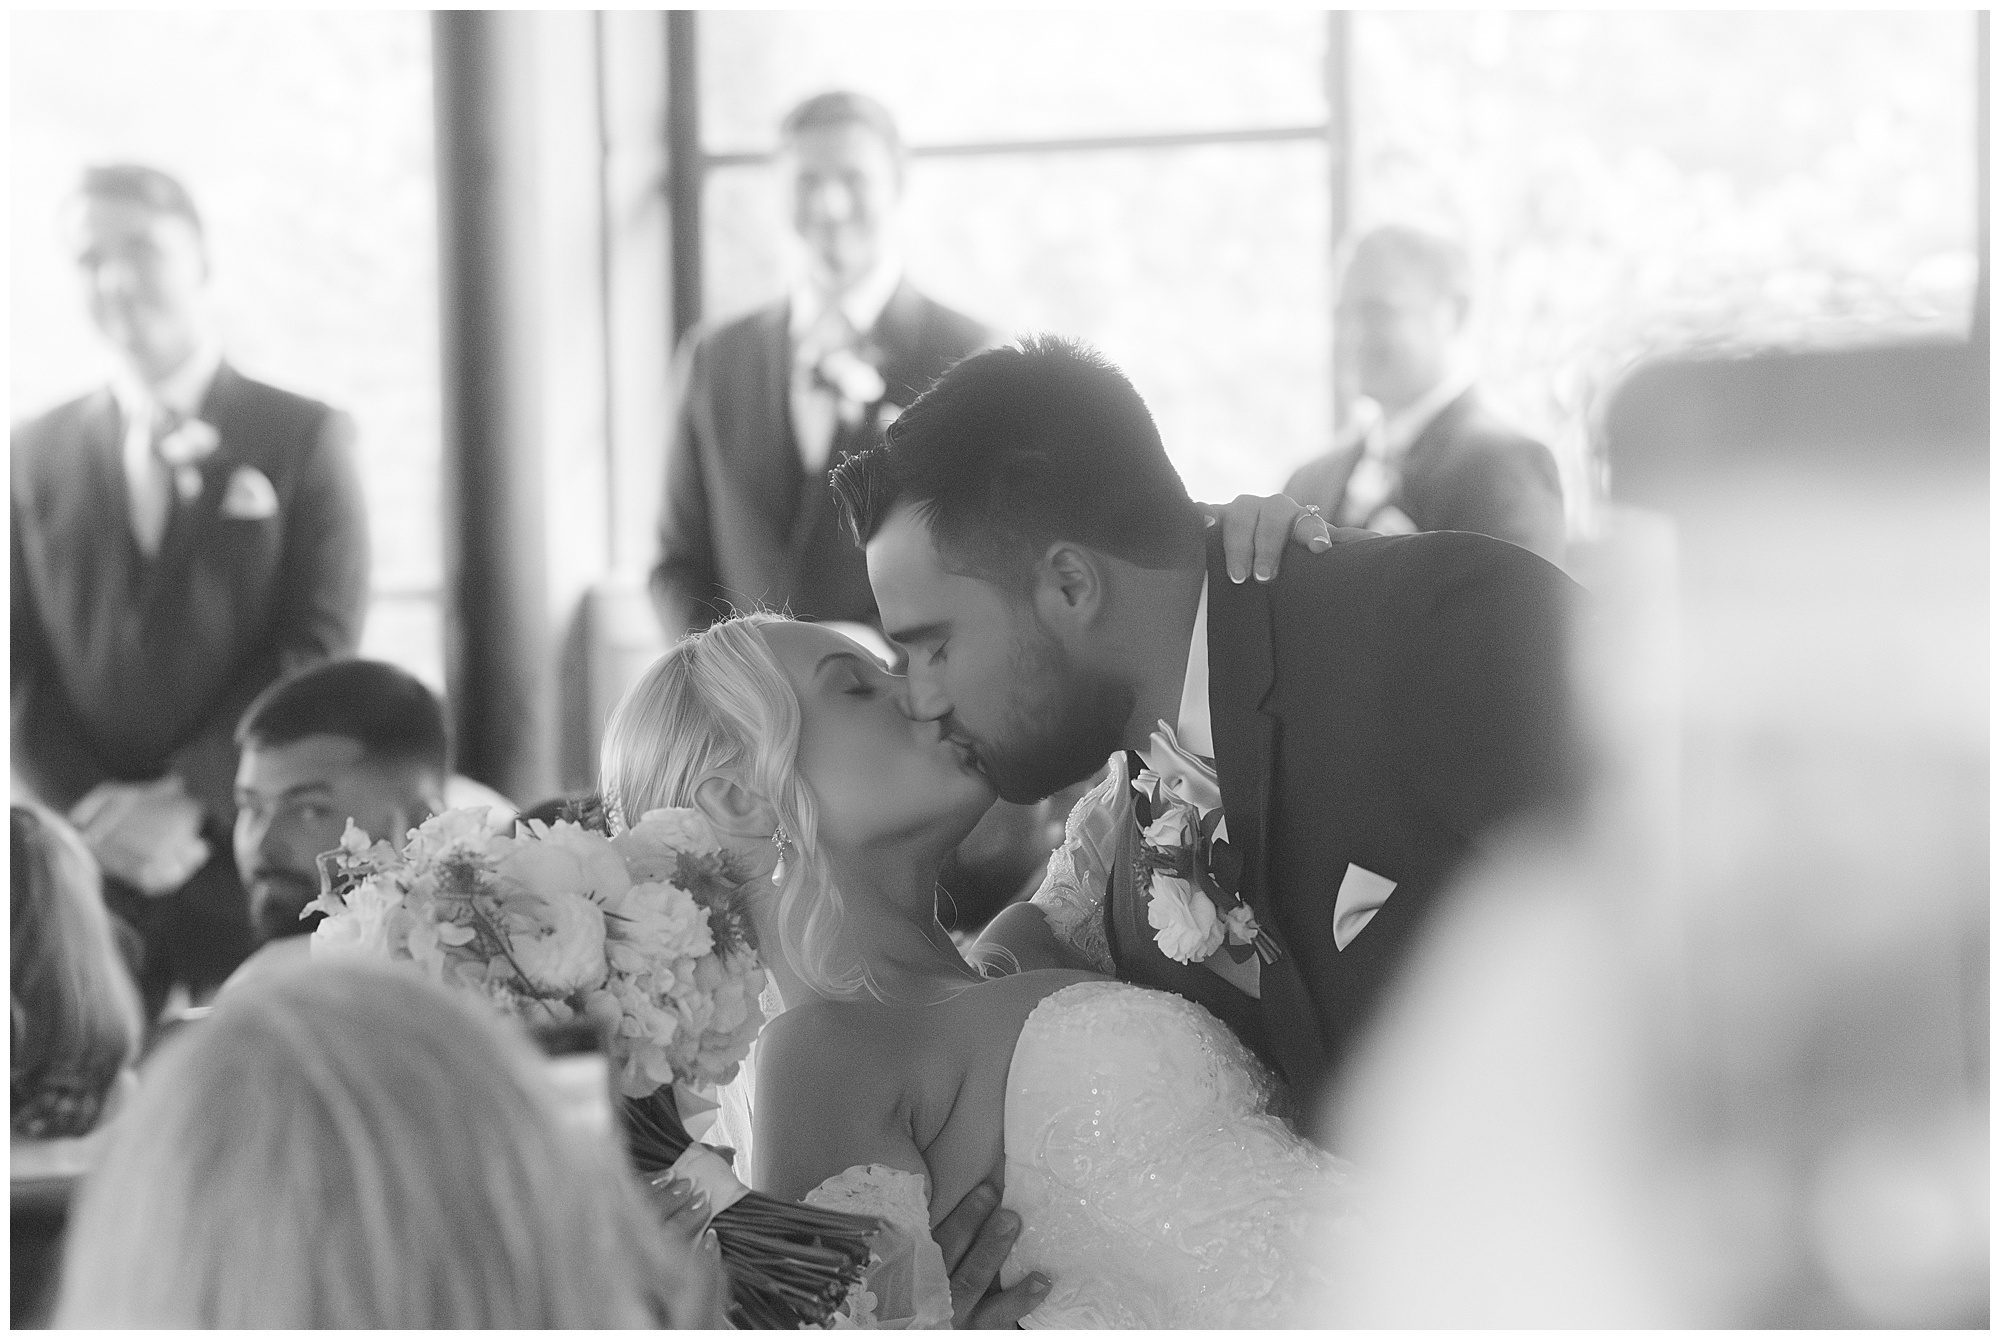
[814,348,888,425]
[1132,769,1279,966]
[156,417,220,504]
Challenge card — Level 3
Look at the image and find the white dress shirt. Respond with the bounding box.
[1338,366,1474,531]
[111,340,222,555]
[787,259,902,474]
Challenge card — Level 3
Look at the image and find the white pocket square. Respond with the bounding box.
[218,466,279,520]
[1332,863,1397,951]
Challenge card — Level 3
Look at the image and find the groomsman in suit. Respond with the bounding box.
[650,90,992,643]
[11,164,369,1015]
[836,335,1582,1118]
[1286,224,1567,566]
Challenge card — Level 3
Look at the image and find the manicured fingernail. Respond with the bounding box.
[996,1210,1020,1236]
[1254,565,1272,582]
[1029,1276,1050,1294]
[704,1229,720,1251]
[1230,566,1247,584]
[1309,536,1331,550]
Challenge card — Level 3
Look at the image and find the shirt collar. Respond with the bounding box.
[1374,366,1473,461]
[789,257,904,344]
[1174,574,1214,758]
[112,338,223,426]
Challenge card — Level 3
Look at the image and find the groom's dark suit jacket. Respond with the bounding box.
[1106,527,1582,1112]
[11,364,369,994]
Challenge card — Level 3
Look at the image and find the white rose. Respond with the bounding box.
[635,808,723,855]
[607,879,714,965]
[1223,903,1261,946]
[309,876,405,961]
[403,806,505,871]
[494,824,632,907]
[1146,872,1225,963]
[612,807,727,886]
[1141,802,1198,852]
[505,888,611,996]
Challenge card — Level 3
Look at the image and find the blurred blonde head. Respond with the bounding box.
[600,612,865,1000]
[10,801,142,1139]
[55,959,711,1328]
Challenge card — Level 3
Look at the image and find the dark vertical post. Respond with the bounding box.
[1324,11,1354,431]
[666,10,704,342]
[432,11,556,802]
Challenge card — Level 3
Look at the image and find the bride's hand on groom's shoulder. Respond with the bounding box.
[935,1182,1050,1328]
[1199,494,1335,584]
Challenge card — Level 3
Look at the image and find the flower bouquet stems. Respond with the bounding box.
[621,1086,881,1329]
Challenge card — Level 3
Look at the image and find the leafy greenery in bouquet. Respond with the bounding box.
[310,804,877,1328]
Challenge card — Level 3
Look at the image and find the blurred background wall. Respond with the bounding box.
[10,9,1983,799]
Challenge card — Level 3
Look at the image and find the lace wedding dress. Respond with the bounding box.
[805,977,1352,1328]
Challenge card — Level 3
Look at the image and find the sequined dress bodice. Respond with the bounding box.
[998,979,1343,1327]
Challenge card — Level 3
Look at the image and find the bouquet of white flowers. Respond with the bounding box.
[310,804,875,1328]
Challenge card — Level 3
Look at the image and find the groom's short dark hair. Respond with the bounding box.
[831,334,1205,583]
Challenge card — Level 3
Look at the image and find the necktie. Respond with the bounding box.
[1337,422,1397,529]
[130,407,179,557]
[790,307,858,475]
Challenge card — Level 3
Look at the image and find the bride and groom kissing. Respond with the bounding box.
[600,335,1582,1326]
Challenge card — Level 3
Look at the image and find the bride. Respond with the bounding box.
[600,600,1351,1326]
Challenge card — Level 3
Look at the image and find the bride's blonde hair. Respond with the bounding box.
[599,613,866,1001]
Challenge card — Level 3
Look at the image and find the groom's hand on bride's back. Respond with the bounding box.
[1199,493,1335,584]
[935,1181,1049,1327]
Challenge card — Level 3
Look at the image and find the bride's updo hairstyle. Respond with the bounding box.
[600,612,865,1001]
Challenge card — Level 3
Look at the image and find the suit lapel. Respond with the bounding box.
[1203,539,1278,912]
[1398,387,1477,495]
[865,281,935,409]
[754,302,811,532]
[1202,537,1331,1103]
[39,390,146,611]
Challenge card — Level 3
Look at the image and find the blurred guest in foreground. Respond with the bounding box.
[11,164,370,1020]
[55,960,725,1328]
[11,802,143,1149]
[650,90,992,644]
[223,658,449,987]
[1287,224,1566,565]
[11,801,144,1327]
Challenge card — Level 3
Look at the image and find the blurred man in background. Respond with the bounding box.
[1287,224,1566,566]
[11,163,369,1019]
[650,90,993,645]
[223,658,448,987]
[232,659,447,946]
[649,91,1052,938]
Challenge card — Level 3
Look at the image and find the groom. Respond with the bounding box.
[833,335,1582,1115]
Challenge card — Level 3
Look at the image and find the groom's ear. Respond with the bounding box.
[1033,542,1104,633]
[692,774,778,842]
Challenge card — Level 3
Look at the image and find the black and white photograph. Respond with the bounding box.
[9,7,1988,1330]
